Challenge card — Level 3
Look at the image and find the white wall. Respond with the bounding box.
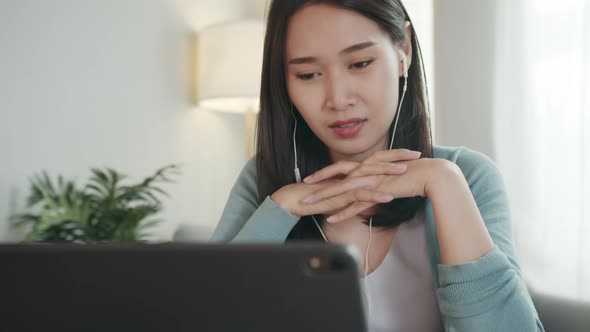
[433,0,497,159]
[404,0,435,137]
[0,0,253,241]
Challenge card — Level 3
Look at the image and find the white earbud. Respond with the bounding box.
[399,50,408,79]
[389,50,408,150]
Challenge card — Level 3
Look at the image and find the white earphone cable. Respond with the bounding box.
[364,216,374,324]
[312,215,328,242]
[291,105,302,183]
[390,68,408,150]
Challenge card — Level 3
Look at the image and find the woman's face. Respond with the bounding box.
[285,4,408,162]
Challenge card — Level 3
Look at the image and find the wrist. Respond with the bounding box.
[271,189,301,218]
[424,159,466,198]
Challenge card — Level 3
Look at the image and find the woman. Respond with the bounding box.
[211,0,544,331]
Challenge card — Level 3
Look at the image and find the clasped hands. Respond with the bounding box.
[271,149,446,223]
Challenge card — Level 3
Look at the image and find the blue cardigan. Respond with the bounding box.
[210,146,545,331]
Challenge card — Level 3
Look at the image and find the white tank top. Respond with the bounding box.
[362,211,444,332]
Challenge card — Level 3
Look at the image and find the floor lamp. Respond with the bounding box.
[192,20,264,159]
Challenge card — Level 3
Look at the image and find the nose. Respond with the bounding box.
[324,75,356,111]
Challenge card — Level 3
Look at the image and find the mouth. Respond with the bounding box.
[329,118,367,138]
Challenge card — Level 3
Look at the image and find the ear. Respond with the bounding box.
[399,21,413,77]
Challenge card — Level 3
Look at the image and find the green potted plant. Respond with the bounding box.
[10,165,180,243]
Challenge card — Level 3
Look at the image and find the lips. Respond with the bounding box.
[329,118,367,128]
[329,118,367,138]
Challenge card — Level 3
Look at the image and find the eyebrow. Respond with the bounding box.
[287,41,376,65]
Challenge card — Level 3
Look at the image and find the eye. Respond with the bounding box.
[297,72,322,81]
[350,59,374,70]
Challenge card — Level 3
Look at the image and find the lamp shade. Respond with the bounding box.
[196,20,264,113]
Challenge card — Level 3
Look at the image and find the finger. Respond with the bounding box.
[303,177,372,204]
[359,206,377,217]
[365,149,422,164]
[326,201,376,223]
[303,160,359,184]
[298,195,352,217]
[300,190,392,217]
[350,189,394,204]
[349,162,407,177]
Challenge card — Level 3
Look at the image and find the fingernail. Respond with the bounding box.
[303,175,313,183]
[377,194,394,201]
[412,151,422,157]
[392,164,407,171]
[303,195,316,203]
[326,215,338,223]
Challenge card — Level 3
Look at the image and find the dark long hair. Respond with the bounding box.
[256,0,433,240]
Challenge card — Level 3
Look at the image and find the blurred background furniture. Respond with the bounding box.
[173,223,214,243]
[530,288,590,332]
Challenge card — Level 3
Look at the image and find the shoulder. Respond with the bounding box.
[230,156,258,204]
[242,156,257,179]
[434,145,495,171]
[433,146,504,196]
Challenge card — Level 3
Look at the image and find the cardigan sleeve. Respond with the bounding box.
[209,157,299,243]
[435,147,544,331]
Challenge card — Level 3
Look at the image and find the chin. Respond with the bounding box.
[328,139,380,159]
